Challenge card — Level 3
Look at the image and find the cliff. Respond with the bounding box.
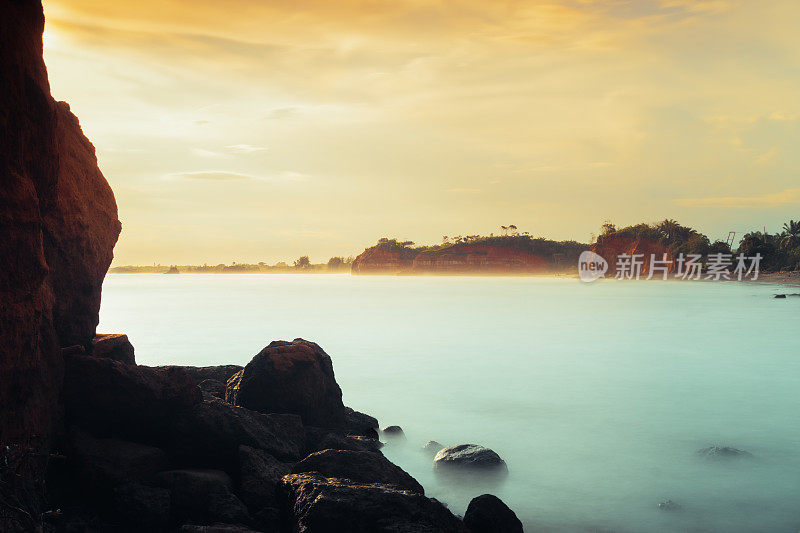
[592,234,674,277]
[351,245,416,273]
[0,0,120,527]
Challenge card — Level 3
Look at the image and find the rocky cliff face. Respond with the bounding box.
[592,234,674,277]
[0,0,120,527]
[351,246,415,273]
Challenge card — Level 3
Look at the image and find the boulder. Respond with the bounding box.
[154,469,250,525]
[180,525,260,533]
[62,353,202,441]
[112,483,171,528]
[344,407,379,438]
[225,339,346,427]
[696,446,753,459]
[238,445,291,510]
[382,425,404,436]
[165,397,305,469]
[423,441,444,456]
[91,334,135,365]
[434,445,508,474]
[313,431,384,453]
[67,427,168,489]
[292,449,423,494]
[277,473,467,532]
[463,494,523,533]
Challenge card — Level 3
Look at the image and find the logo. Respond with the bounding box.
[578,251,608,282]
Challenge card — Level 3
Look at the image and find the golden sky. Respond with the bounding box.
[42,0,800,265]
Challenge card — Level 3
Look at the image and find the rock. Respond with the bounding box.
[226,339,346,428]
[67,427,168,489]
[292,449,424,494]
[238,445,291,510]
[434,445,508,474]
[1,1,120,526]
[658,499,682,511]
[696,446,753,459]
[112,483,171,528]
[277,472,467,532]
[344,407,379,437]
[315,431,384,453]
[166,397,305,469]
[180,525,260,533]
[62,353,202,441]
[198,379,227,399]
[154,469,250,525]
[423,440,445,456]
[165,365,244,386]
[382,425,404,436]
[463,494,523,533]
[774,294,787,298]
[91,334,135,365]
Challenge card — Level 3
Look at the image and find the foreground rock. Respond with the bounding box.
[278,472,466,532]
[113,483,171,528]
[166,397,306,469]
[238,445,291,510]
[696,446,753,459]
[91,334,136,365]
[292,449,424,494]
[226,339,346,427]
[434,444,508,474]
[155,469,250,525]
[463,494,523,533]
[312,430,384,453]
[62,353,202,441]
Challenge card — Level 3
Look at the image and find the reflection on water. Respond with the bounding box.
[99,274,800,532]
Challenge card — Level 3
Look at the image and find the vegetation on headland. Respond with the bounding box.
[109,219,800,274]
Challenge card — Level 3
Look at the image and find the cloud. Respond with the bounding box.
[167,170,258,181]
[226,144,268,153]
[447,188,484,194]
[674,188,800,208]
[191,148,228,158]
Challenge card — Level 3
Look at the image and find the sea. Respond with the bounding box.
[98,273,800,532]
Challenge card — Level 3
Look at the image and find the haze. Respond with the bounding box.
[42,0,800,265]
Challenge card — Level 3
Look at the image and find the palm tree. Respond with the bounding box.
[781,220,800,249]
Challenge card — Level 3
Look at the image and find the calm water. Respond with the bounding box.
[99,274,800,532]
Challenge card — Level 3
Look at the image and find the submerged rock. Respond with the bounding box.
[696,446,753,459]
[463,494,523,533]
[423,440,445,456]
[382,425,405,437]
[434,444,508,474]
[226,339,346,427]
[292,449,424,494]
[658,499,682,511]
[277,472,466,532]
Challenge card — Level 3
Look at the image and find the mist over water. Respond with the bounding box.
[99,274,800,532]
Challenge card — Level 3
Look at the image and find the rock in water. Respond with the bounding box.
[434,444,508,474]
[423,440,445,456]
[226,339,346,427]
[92,334,136,365]
[382,425,404,437]
[277,472,467,532]
[292,449,424,494]
[696,446,753,459]
[463,494,523,533]
[658,499,682,511]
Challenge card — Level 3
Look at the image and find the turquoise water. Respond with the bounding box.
[98,274,800,532]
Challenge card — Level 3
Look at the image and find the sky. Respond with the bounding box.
[42,0,800,265]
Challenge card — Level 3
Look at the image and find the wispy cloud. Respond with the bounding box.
[675,188,800,208]
[168,170,258,181]
[447,188,484,194]
[226,144,268,153]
